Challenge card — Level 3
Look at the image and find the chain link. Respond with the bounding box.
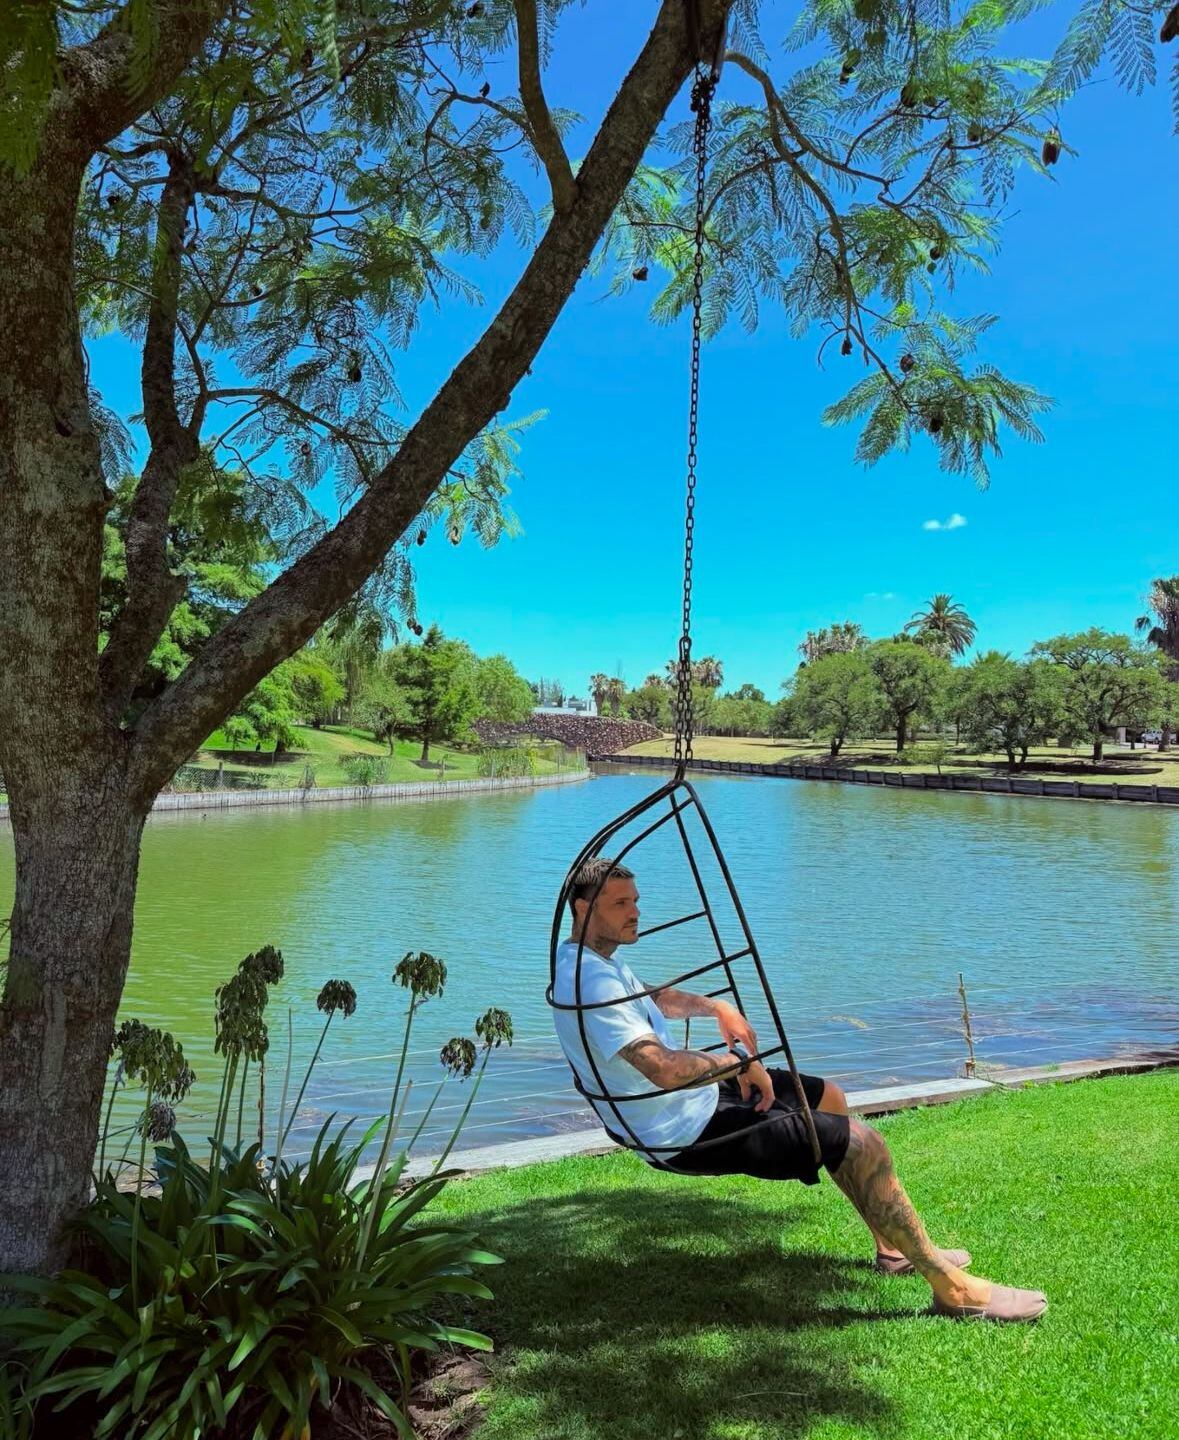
[673,68,715,774]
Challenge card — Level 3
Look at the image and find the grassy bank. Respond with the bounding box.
[435,1070,1176,1440]
[186,724,573,789]
[622,734,1179,789]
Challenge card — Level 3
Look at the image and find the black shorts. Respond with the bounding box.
[663,1069,850,1186]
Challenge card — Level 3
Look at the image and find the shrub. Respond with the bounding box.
[476,745,535,778]
[341,753,389,787]
[1,950,512,1440]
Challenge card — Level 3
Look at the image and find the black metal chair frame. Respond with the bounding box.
[547,771,822,1169]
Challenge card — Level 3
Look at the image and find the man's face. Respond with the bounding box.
[581,875,640,946]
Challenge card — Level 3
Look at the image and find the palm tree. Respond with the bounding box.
[589,672,610,715]
[1136,576,1179,750]
[604,676,627,716]
[693,655,724,689]
[905,594,977,658]
[798,622,866,664]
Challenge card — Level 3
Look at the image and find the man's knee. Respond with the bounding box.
[818,1080,848,1115]
[833,1117,890,1180]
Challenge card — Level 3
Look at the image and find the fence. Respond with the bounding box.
[597,753,1179,805]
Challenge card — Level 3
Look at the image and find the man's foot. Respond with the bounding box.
[930,1280,1047,1324]
[874,1247,971,1276]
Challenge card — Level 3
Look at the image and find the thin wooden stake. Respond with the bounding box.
[958,972,976,1078]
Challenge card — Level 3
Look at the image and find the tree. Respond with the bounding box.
[790,652,884,756]
[1030,630,1163,763]
[354,678,413,757]
[1136,576,1179,749]
[711,684,772,737]
[472,654,534,725]
[867,640,950,752]
[1,0,1173,1280]
[589,673,611,715]
[381,627,479,764]
[905,594,977,658]
[287,652,346,728]
[955,652,1062,770]
[798,622,866,664]
[623,682,671,727]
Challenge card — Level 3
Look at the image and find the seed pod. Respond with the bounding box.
[841,336,853,356]
[928,409,945,435]
[900,81,920,108]
[416,528,426,546]
[967,123,983,144]
[300,45,313,69]
[929,244,943,261]
[1042,128,1061,166]
[900,353,915,374]
[1161,4,1178,42]
[839,51,859,84]
[926,261,937,273]
[449,524,461,545]
[299,441,311,457]
[252,284,263,298]
[479,80,491,98]
[467,1,483,15]
[632,265,648,282]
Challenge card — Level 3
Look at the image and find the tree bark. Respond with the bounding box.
[0,776,146,1278]
[1092,736,1104,764]
[895,718,907,752]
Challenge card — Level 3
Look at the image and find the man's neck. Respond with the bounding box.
[570,929,618,960]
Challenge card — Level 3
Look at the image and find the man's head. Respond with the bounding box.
[568,857,639,953]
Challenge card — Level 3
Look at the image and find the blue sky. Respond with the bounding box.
[90,5,1179,700]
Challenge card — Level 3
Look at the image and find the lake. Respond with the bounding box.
[3,770,1175,1158]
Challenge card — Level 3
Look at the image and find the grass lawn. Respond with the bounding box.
[622,734,1179,789]
[434,1071,1176,1440]
[189,724,570,788]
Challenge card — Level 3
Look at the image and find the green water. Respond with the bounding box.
[2,773,1175,1155]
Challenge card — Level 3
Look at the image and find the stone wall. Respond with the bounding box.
[474,713,659,756]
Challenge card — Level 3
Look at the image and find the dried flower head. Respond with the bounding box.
[440,1037,477,1080]
[138,1100,177,1142]
[394,950,447,1001]
[475,1007,514,1051]
[317,979,358,1018]
[112,1020,196,1102]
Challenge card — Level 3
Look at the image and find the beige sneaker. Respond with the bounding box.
[931,1282,1048,1323]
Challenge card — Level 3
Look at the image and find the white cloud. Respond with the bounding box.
[922,513,967,532]
[864,591,896,601]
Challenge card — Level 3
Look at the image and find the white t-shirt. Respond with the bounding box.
[551,939,718,1159]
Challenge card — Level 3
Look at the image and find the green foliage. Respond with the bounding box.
[472,653,534,725]
[477,745,536,778]
[955,651,1064,768]
[798,622,867,664]
[1,939,512,1439]
[382,625,480,761]
[710,684,773,737]
[0,1130,497,1440]
[904,593,978,658]
[623,682,672,728]
[791,651,885,755]
[340,753,390,787]
[1030,628,1163,758]
[867,639,951,750]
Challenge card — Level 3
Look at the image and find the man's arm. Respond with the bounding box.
[618,1035,773,1111]
[650,986,759,1053]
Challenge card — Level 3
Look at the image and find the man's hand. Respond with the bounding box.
[716,1001,758,1055]
[735,1057,774,1113]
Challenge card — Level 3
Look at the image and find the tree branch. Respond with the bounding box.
[56,1,229,155]
[512,0,576,213]
[99,153,200,721]
[128,0,730,800]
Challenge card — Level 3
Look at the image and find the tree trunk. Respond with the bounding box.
[830,736,842,757]
[0,784,147,1277]
[1160,725,1170,753]
[420,737,430,764]
[895,719,906,753]
[1092,735,1104,764]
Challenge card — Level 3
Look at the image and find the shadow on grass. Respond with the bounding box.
[459,1184,906,1439]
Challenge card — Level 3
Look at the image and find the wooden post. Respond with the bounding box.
[958,972,977,1079]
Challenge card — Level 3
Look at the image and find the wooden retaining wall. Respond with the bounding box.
[594,753,1179,806]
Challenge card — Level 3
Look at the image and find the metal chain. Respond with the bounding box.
[673,67,715,775]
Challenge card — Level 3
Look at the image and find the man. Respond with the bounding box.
[552,857,1046,1323]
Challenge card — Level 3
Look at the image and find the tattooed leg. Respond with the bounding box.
[830,1120,992,1305]
[816,1083,904,1259]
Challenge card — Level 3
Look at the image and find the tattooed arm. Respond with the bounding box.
[649,987,759,1054]
[618,1035,774,1111]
